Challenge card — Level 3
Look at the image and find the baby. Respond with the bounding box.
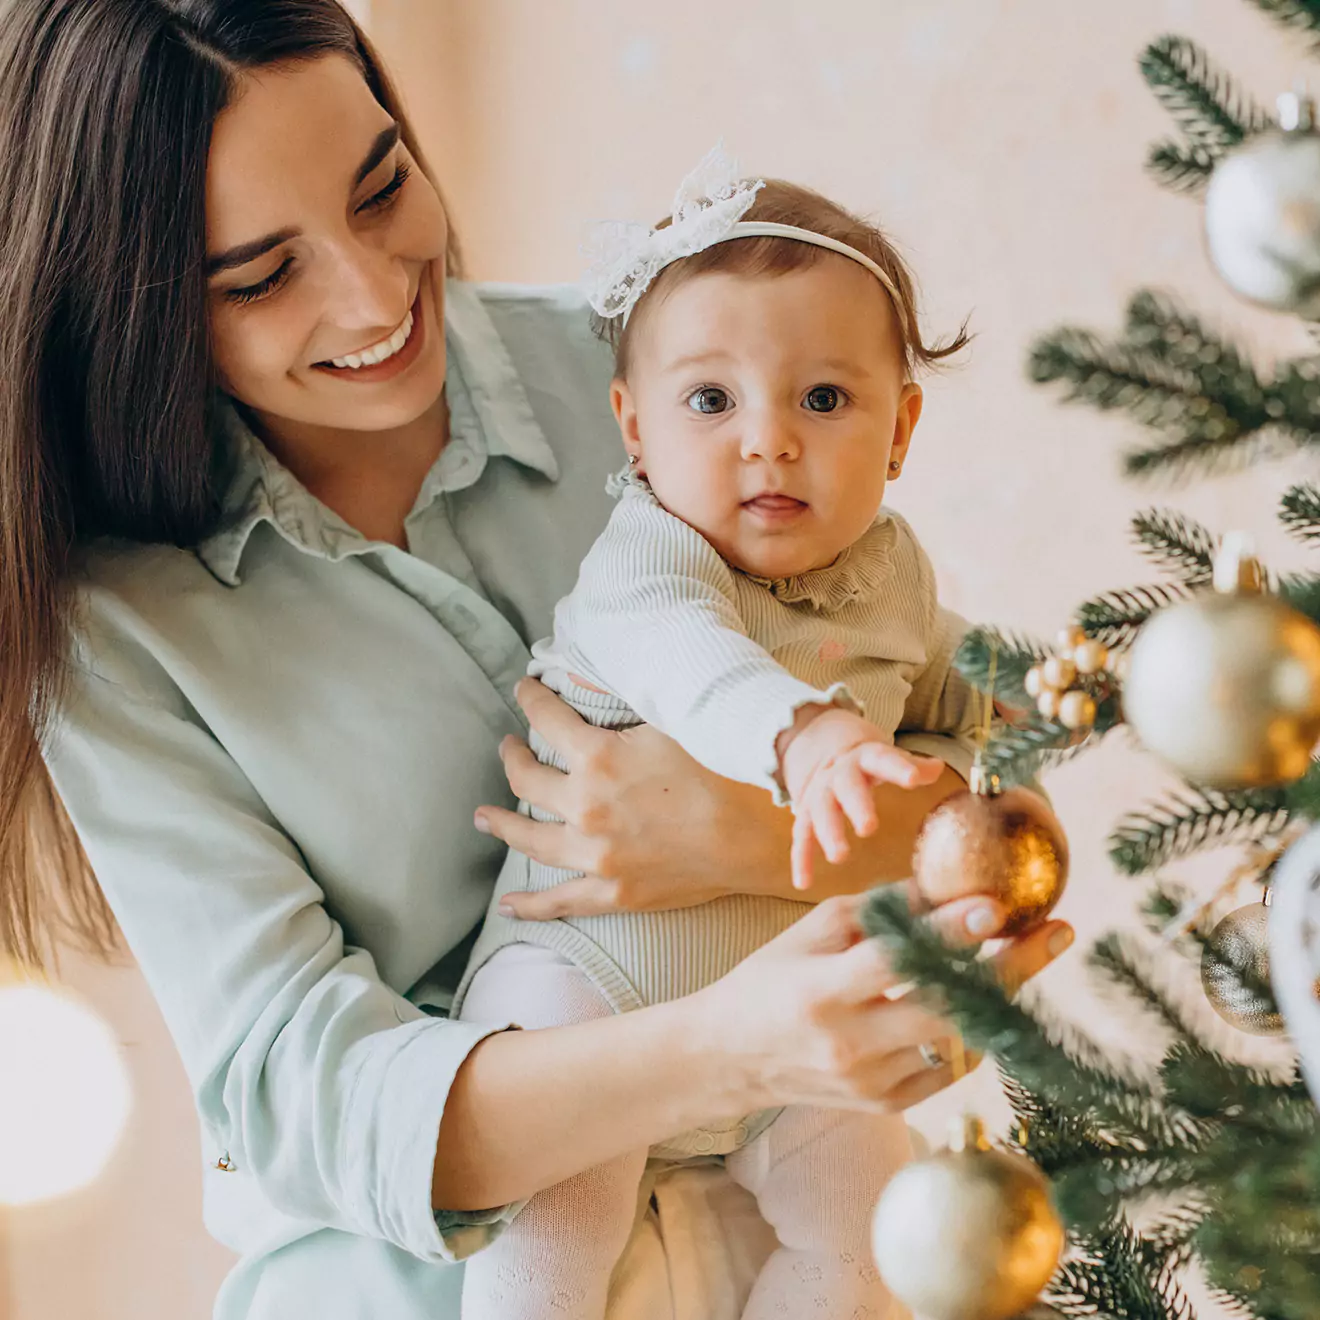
[455,148,979,1319]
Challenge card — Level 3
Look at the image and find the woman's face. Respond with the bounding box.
[205,54,448,435]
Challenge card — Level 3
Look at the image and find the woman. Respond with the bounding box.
[0,2,1074,1316]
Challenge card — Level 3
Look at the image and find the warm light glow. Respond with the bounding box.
[0,983,131,1206]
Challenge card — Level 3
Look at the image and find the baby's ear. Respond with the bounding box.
[891,382,923,461]
[611,378,641,455]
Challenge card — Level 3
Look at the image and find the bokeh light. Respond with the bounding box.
[0,982,132,1206]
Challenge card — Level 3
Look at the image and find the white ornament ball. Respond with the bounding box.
[1205,121,1320,315]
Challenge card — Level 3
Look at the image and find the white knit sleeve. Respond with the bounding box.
[549,488,858,800]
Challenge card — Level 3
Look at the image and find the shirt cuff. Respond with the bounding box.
[367,1013,522,1263]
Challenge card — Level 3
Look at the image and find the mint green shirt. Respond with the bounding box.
[43,282,626,1319]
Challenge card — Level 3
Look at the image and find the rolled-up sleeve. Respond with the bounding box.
[43,599,514,1264]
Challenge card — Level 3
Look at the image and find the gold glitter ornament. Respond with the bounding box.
[912,763,1069,936]
[872,1115,1065,1320]
[1036,689,1061,721]
[1042,656,1077,690]
[1123,532,1320,788]
[1058,690,1097,731]
[1024,665,1045,699]
[1073,639,1109,676]
[1201,896,1285,1035]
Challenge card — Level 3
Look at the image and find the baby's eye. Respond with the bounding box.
[687,386,731,415]
[804,385,846,413]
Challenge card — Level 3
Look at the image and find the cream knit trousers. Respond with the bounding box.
[458,941,909,1320]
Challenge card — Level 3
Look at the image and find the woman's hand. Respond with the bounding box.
[693,891,1075,1115]
[475,678,787,917]
[477,680,975,920]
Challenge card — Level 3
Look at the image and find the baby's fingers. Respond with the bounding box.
[791,812,818,891]
[811,787,852,868]
[834,760,879,839]
[857,743,944,789]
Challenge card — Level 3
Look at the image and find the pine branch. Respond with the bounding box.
[1107,787,1290,875]
[1248,0,1320,43]
[1090,933,1207,1042]
[1078,581,1190,647]
[859,887,1184,1144]
[1049,1218,1200,1320]
[1140,35,1272,154]
[1125,293,1264,405]
[1131,508,1217,585]
[1284,759,1320,818]
[1281,483,1320,542]
[954,625,1048,703]
[1281,573,1320,627]
[1146,139,1217,194]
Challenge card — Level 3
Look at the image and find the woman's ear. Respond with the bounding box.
[611,377,644,471]
[888,382,923,474]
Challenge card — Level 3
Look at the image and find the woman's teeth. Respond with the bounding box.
[328,310,414,369]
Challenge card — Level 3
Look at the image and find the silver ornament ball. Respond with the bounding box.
[1205,94,1320,314]
[1122,589,1320,789]
[1201,901,1285,1036]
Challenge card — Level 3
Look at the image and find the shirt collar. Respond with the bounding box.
[197,280,560,586]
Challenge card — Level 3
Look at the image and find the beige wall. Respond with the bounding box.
[5,2,1314,1315]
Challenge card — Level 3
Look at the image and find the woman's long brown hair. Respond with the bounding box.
[0,0,456,968]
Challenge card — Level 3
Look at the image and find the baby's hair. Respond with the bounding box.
[595,178,970,381]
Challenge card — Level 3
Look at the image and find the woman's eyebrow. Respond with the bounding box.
[205,123,402,277]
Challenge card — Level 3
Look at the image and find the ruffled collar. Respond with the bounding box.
[742,518,897,610]
[608,463,897,612]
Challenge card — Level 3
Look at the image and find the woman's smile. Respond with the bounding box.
[313,287,426,383]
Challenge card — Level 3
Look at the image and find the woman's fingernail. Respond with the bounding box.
[1048,925,1075,958]
[498,902,515,917]
[966,903,1001,938]
[474,813,491,835]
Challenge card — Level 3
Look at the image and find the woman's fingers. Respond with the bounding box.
[990,919,1074,994]
[514,678,606,767]
[497,737,570,816]
[499,876,619,921]
[472,805,584,872]
[924,892,1011,946]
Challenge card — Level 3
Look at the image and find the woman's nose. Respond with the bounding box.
[322,240,412,331]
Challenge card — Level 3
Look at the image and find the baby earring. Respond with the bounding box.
[888,460,901,473]
[628,454,639,467]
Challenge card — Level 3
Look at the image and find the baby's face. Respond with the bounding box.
[613,255,920,580]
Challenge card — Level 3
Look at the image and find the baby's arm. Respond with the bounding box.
[549,488,934,812]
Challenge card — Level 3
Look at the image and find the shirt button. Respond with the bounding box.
[693,1132,716,1155]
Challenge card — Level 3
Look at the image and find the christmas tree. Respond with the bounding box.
[861,7,1320,1319]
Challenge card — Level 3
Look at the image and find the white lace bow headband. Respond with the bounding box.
[581,144,909,336]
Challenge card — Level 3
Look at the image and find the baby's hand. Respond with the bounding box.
[778,707,944,891]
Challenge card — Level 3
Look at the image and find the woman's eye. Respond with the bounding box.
[357,162,412,214]
[224,257,294,307]
[687,387,731,415]
[804,385,845,413]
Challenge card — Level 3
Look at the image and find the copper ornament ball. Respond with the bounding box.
[913,774,1069,936]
